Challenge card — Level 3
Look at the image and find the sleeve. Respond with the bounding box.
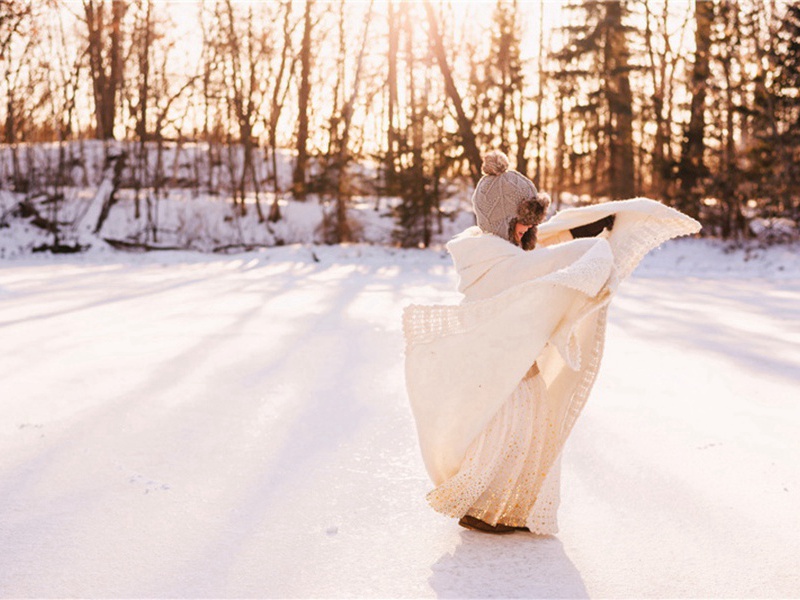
[460,237,613,302]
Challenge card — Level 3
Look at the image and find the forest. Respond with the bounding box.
[1,0,799,251]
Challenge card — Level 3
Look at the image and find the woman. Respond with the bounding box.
[403,150,700,535]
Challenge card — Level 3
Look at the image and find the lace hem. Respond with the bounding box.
[427,373,562,534]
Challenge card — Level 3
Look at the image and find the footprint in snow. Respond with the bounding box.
[128,472,171,494]
[697,442,721,450]
[18,423,45,438]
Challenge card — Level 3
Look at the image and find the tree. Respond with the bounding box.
[0,0,31,63]
[746,1,800,223]
[384,0,400,191]
[213,0,280,220]
[292,0,315,200]
[677,0,713,219]
[423,0,482,185]
[392,2,431,247]
[605,1,635,199]
[470,0,532,175]
[641,0,687,201]
[551,0,636,200]
[319,0,375,243]
[709,0,744,237]
[266,0,298,222]
[1,0,37,190]
[772,2,800,219]
[83,0,128,140]
[129,0,154,219]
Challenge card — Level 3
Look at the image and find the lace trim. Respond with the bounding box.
[426,373,562,534]
[613,213,701,279]
[404,213,698,349]
[403,247,610,348]
[548,213,701,457]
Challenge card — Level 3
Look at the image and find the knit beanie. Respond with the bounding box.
[471,150,551,249]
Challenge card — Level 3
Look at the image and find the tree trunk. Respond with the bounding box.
[386,0,399,189]
[534,0,545,184]
[84,0,127,140]
[335,0,374,243]
[605,0,635,199]
[554,89,565,209]
[135,0,153,219]
[678,0,714,219]
[268,0,296,223]
[644,0,667,200]
[423,0,482,184]
[293,0,314,200]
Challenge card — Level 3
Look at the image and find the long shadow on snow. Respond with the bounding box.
[566,410,763,587]
[0,259,350,593]
[155,261,385,591]
[0,260,307,519]
[0,256,285,329]
[622,275,800,330]
[429,531,588,599]
[609,278,800,386]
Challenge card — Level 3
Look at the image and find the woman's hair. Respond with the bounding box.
[508,193,551,250]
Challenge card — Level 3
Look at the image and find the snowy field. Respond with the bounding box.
[1,238,799,598]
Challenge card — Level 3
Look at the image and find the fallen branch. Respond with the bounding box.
[32,243,87,254]
[212,243,276,254]
[103,238,188,252]
[13,198,62,233]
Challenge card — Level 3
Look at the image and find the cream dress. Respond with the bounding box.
[408,201,702,535]
[426,362,563,534]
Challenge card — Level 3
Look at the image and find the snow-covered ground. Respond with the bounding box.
[0,142,478,257]
[1,238,798,598]
[0,187,477,258]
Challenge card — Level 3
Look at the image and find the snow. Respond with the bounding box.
[0,141,477,256]
[0,188,476,257]
[1,238,799,598]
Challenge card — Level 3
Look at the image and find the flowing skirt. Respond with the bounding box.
[426,365,563,534]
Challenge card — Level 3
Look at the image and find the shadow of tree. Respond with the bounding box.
[609,277,800,385]
[0,253,290,329]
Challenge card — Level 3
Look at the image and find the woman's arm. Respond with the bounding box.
[461,237,611,301]
[538,215,615,246]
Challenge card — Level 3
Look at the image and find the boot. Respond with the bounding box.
[458,515,517,534]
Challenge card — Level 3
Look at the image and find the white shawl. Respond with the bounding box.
[403,198,701,486]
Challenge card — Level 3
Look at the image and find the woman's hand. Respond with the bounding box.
[569,214,616,239]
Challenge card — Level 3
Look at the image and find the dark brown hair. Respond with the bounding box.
[507,195,551,250]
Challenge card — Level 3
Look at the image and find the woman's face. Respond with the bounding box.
[514,222,532,245]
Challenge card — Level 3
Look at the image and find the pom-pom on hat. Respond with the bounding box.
[481,150,510,176]
[471,150,550,244]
